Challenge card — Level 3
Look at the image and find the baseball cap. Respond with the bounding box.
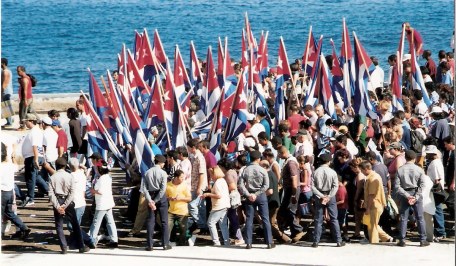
[22,113,37,121]
[388,142,403,150]
[424,145,439,154]
[257,106,267,116]
[42,117,53,125]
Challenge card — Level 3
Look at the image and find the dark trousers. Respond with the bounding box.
[278,187,303,236]
[313,195,342,243]
[24,157,48,201]
[398,194,426,241]
[1,190,27,231]
[378,207,392,234]
[227,207,240,237]
[244,193,273,245]
[19,99,35,127]
[146,195,169,248]
[53,201,84,251]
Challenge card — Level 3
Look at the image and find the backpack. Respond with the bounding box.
[27,74,37,87]
[410,129,424,153]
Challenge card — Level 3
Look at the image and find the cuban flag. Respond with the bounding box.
[340,18,355,102]
[127,49,152,115]
[136,28,156,85]
[397,24,406,82]
[330,39,349,109]
[315,55,337,119]
[244,12,257,51]
[353,32,379,119]
[390,59,404,112]
[200,46,221,118]
[106,70,132,145]
[209,87,225,154]
[153,29,168,72]
[274,37,292,126]
[302,26,318,78]
[117,45,126,94]
[224,73,248,143]
[133,30,143,61]
[257,31,269,82]
[410,40,432,107]
[189,41,203,95]
[220,38,238,127]
[216,37,225,90]
[81,93,125,166]
[142,75,166,131]
[304,35,323,106]
[119,89,155,175]
[164,60,187,150]
[241,29,249,70]
[88,69,112,131]
[173,44,192,113]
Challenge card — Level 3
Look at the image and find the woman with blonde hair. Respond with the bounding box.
[201,166,230,246]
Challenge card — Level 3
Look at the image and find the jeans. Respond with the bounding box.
[40,160,55,182]
[24,157,48,201]
[244,193,273,245]
[53,201,84,251]
[1,190,27,231]
[187,191,207,230]
[89,208,118,244]
[68,205,93,246]
[279,187,303,236]
[313,195,342,243]
[19,99,35,127]
[433,203,446,237]
[146,195,169,248]
[207,208,229,245]
[1,93,12,125]
[227,207,243,240]
[398,195,426,241]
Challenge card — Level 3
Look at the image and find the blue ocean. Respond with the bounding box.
[1,0,454,94]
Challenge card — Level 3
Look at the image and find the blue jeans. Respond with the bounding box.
[313,195,342,243]
[1,190,27,231]
[40,160,55,182]
[207,208,229,245]
[398,195,426,241]
[68,205,93,246]
[187,191,207,230]
[433,203,446,237]
[244,193,273,245]
[24,157,48,201]
[279,187,303,236]
[53,201,84,251]
[90,208,118,244]
[146,195,169,248]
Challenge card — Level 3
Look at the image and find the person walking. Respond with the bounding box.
[1,58,14,126]
[16,66,34,131]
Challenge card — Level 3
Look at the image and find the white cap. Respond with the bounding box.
[243,138,256,148]
[246,113,256,121]
[42,117,53,125]
[424,145,439,154]
[430,106,443,114]
[402,54,411,62]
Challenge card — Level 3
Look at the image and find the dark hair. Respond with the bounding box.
[167,150,179,161]
[359,161,372,170]
[48,109,60,118]
[98,161,110,175]
[443,136,454,145]
[17,65,26,72]
[370,56,379,66]
[199,140,210,149]
[335,134,347,146]
[388,54,397,63]
[413,90,423,101]
[173,169,184,178]
[257,131,269,141]
[67,107,79,120]
[187,138,199,148]
[176,146,188,157]
[218,157,236,170]
[423,50,432,59]
[1,58,8,66]
[262,148,275,159]
[237,152,249,167]
[438,50,446,60]
[1,142,7,162]
[278,123,289,133]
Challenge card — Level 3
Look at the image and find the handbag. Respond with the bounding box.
[229,190,241,209]
[386,196,398,220]
[1,100,14,118]
[432,183,449,205]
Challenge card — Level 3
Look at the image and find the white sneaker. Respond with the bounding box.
[25,201,35,207]
[188,235,196,246]
[2,220,12,234]
[169,242,177,247]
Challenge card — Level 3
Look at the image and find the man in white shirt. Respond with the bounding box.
[42,117,58,180]
[412,90,428,119]
[21,114,48,206]
[369,56,384,91]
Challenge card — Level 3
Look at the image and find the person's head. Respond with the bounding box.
[388,54,397,66]
[154,155,167,167]
[348,157,363,173]
[89,152,103,164]
[388,142,404,156]
[150,126,159,137]
[186,138,200,154]
[176,146,188,160]
[271,136,283,150]
[334,134,347,149]
[249,150,262,163]
[48,109,60,120]
[68,158,80,172]
[112,70,119,81]
[1,142,7,162]
[422,50,432,60]
[198,140,210,153]
[438,50,447,61]
[278,146,290,159]
[424,145,439,160]
[173,169,184,185]
[212,166,225,181]
[296,155,306,170]
[303,104,314,117]
[97,160,110,175]
[290,104,299,114]
[166,150,179,163]
[315,104,324,118]
[359,160,372,176]
[336,149,350,164]
[16,66,26,77]
[413,90,423,103]
[66,107,79,120]
[22,114,38,129]
[370,56,379,66]
[256,106,267,118]
[55,157,68,171]
[366,151,378,164]
[41,117,53,128]
[75,99,85,112]
[404,150,417,162]
[257,131,269,146]
[236,152,249,168]
[218,157,236,172]
[443,136,454,151]
[318,153,332,165]
[1,58,8,69]
[262,148,275,163]
[278,123,290,137]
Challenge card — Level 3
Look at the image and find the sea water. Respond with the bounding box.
[1,0,453,94]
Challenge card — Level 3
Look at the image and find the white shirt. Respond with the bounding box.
[79,114,88,140]
[427,159,445,188]
[422,175,436,215]
[72,169,87,208]
[177,158,192,190]
[43,127,59,162]
[250,123,266,142]
[211,178,230,211]
[415,101,428,117]
[0,131,18,163]
[94,174,115,210]
[1,162,18,191]
[22,125,44,159]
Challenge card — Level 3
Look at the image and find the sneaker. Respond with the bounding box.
[234,239,245,246]
[163,244,172,250]
[292,231,305,243]
[105,242,118,248]
[169,242,177,247]
[22,228,31,239]
[359,238,369,245]
[188,235,196,247]
[61,247,68,254]
[397,241,406,247]
[21,197,31,207]
[2,220,12,233]
[25,201,35,207]
[433,236,445,243]
[79,246,90,253]
[311,242,318,248]
[387,237,396,243]
[336,242,346,247]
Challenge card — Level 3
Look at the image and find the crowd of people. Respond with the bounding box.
[1,43,455,255]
